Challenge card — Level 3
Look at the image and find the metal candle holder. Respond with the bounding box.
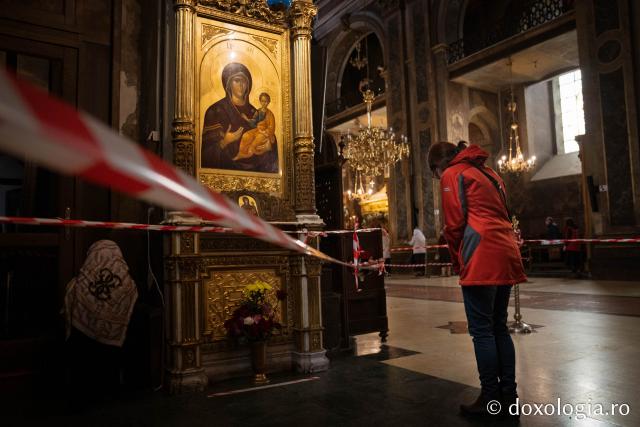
[508,283,532,334]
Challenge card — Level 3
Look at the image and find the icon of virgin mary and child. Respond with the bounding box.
[201,63,278,173]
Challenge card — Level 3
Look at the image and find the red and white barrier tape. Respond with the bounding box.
[0,70,350,266]
[384,263,453,268]
[0,216,232,233]
[390,244,448,252]
[387,238,640,252]
[325,227,380,234]
[524,238,640,245]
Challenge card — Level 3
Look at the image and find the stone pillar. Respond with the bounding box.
[290,0,319,219]
[431,43,449,145]
[406,2,437,238]
[383,8,411,242]
[164,214,208,393]
[575,0,640,231]
[172,0,196,176]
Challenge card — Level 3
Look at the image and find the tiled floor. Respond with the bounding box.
[2,275,638,426]
[382,275,640,426]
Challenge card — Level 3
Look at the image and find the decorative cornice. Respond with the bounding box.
[251,34,279,56]
[199,0,286,26]
[201,24,231,46]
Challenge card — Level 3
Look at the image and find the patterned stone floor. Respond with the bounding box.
[2,275,637,426]
[385,283,640,317]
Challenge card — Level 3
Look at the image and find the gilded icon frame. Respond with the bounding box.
[195,8,291,198]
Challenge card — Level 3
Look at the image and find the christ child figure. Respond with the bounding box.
[234,92,276,161]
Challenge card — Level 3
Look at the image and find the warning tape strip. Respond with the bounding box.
[0,70,350,267]
[390,245,448,252]
[0,216,232,233]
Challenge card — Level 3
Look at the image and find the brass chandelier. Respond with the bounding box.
[349,41,368,70]
[498,59,536,174]
[343,90,410,199]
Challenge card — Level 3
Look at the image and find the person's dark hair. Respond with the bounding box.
[427,140,468,175]
[565,218,576,228]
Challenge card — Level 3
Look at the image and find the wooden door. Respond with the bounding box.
[0,35,78,392]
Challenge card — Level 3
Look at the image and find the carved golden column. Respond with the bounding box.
[165,214,208,393]
[290,0,318,218]
[290,235,329,373]
[172,0,196,176]
[288,1,328,373]
[165,1,206,393]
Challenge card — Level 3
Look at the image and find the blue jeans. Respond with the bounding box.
[461,285,516,399]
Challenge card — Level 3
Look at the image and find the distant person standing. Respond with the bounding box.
[545,216,561,239]
[408,225,426,276]
[545,216,562,261]
[564,218,582,276]
[381,225,392,276]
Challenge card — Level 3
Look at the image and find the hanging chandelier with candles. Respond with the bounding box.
[343,89,410,199]
[498,58,536,174]
[349,41,368,70]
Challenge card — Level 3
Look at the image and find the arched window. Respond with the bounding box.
[339,33,385,111]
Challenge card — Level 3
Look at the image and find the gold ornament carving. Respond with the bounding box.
[175,0,197,9]
[204,270,285,340]
[201,24,231,46]
[175,141,196,177]
[311,331,322,352]
[305,257,322,277]
[294,151,316,213]
[198,0,286,25]
[183,347,196,369]
[294,136,314,154]
[199,173,281,194]
[289,1,317,36]
[181,233,195,254]
[251,34,278,56]
[222,190,295,221]
[172,121,195,138]
[199,236,279,253]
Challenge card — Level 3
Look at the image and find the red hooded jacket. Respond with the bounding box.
[440,145,527,286]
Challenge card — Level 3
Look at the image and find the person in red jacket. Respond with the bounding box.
[563,218,582,275]
[428,141,527,418]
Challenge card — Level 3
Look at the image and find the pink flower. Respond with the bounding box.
[243,316,254,325]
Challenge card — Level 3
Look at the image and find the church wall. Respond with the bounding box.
[0,0,154,277]
[0,0,163,388]
[576,0,640,233]
[315,0,443,242]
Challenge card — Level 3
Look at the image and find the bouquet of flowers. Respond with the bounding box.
[223,281,286,342]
